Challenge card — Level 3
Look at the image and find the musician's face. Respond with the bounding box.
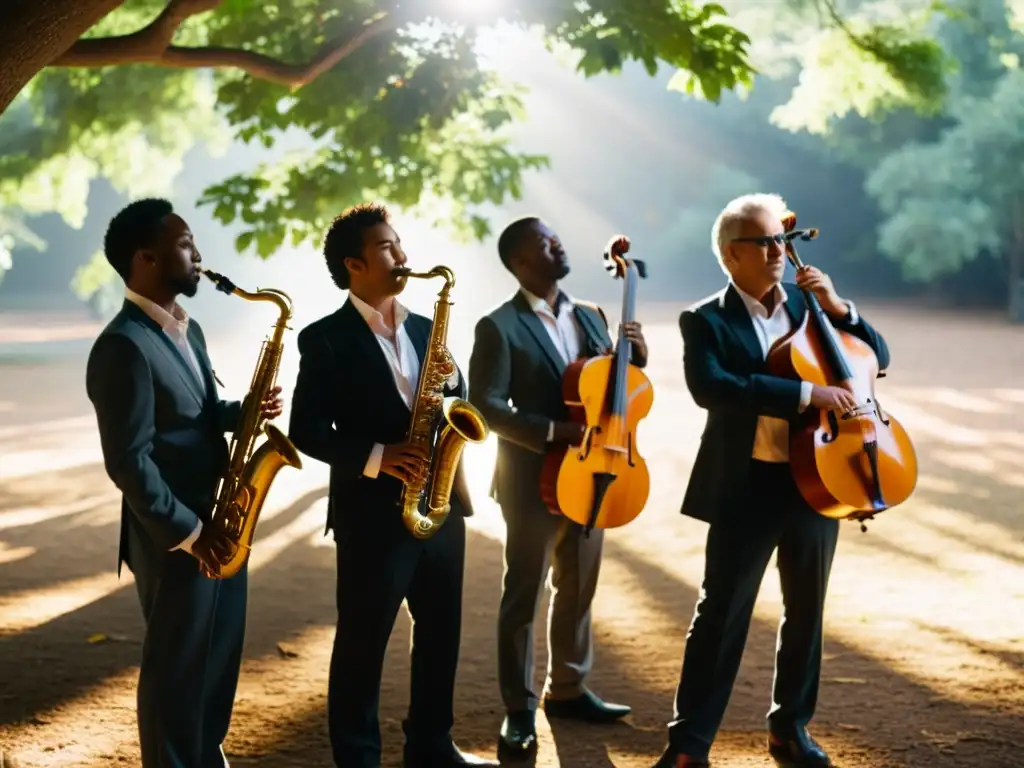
[513,220,570,282]
[724,209,786,294]
[136,213,202,298]
[347,222,408,296]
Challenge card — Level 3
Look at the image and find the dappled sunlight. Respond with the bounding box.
[0,492,120,534]
[0,541,35,565]
[0,418,100,481]
[245,490,328,570]
[0,572,127,635]
[5,665,141,768]
[462,336,1024,732]
[0,477,328,636]
[2,305,1023,766]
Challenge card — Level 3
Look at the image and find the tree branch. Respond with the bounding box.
[52,0,399,89]
[56,0,222,63]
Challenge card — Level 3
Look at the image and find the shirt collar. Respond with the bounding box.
[520,287,574,317]
[349,292,409,335]
[731,281,787,319]
[125,287,189,333]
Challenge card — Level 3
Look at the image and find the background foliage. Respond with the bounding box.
[5,0,1024,313]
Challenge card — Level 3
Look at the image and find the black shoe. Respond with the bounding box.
[542,689,631,723]
[498,710,537,759]
[652,745,710,767]
[404,740,499,767]
[767,728,833,767]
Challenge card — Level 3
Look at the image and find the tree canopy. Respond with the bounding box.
[1,0,954,256]
[1,0,758,258]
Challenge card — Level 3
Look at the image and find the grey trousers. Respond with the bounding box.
[497,501,604,713]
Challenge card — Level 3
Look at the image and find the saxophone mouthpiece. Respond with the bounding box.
[199,267,237,295]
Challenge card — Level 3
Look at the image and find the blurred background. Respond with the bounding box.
[2,1,1023,766]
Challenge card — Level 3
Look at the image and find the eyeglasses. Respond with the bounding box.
[731,234,787,246]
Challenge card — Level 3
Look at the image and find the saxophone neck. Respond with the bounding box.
[393,265,455,300]
[200,268,294,320]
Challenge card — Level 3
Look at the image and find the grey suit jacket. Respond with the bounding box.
[86,299,242,573]
[467,291,619,514]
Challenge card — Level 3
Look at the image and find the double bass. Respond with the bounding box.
[539,237,654,535]
[766,212,918,529]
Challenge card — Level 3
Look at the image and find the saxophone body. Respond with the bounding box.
[396,265,489,540]
[199,268,303,579]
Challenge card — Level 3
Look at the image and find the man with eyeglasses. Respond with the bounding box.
[652,194,890,768]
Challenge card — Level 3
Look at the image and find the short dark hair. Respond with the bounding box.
[103,198,174,282]
[323,202,391,290]
[497,216,540,272]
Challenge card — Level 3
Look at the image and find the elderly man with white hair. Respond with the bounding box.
[652,194,891,768]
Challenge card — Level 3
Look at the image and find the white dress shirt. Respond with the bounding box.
[124,288,207,553]
[348,293,460,479]
[732,282,858,463]
[519,287,586,442]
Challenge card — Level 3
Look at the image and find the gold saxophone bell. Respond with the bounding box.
[395,265,489,539]
[198,267,303,579]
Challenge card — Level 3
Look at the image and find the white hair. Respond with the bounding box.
[710,192,789,268]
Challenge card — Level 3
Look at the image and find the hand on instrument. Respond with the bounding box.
[440,347,460,388]
[810,384,859,413]
[605,234,631,259]
[795,265,848,318]
[260,386,284,420]
[380,441,429,484]
[621,321,647,365]
[192,522,238,574]
[552,421,585,445]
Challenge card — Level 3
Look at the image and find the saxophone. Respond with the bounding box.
[198,268,303,579]
[395,265,489,539]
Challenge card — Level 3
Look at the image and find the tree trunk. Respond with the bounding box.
[0,0,124,116]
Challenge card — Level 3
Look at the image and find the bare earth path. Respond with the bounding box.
[1,302,1022,767]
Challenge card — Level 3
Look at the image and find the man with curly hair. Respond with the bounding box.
[288,202,497,768]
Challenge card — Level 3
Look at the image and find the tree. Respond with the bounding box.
[866,65,1024,317]
[844,0,1024,316]
[0,0,754,265]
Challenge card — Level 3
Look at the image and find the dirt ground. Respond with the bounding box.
[1,301,1023,767]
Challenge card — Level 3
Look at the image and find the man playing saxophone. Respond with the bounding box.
[85,198,283,768]
[288,202,498,768]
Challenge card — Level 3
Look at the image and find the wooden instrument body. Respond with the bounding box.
[540,354,653,529]
[539,242,652,533]
[766,296,918,521]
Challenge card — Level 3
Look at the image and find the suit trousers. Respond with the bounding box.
[497,499,604,713]
[328,509,466,768]
[129,523,247,768]
[669,460,839,759]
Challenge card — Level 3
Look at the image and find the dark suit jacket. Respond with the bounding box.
[85,300,242,574]
[468,291,642,513]
[679,282,890,525]
[287,299,470,535]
